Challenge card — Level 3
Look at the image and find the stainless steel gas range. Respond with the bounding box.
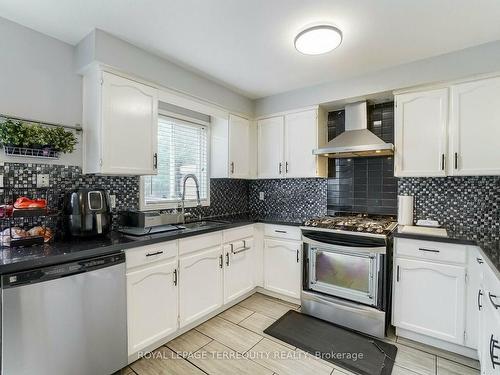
[300,214,397,338]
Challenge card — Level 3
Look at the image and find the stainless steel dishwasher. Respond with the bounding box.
[2,252,128,375]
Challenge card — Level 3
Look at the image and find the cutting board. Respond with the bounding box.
[400,225,448,237]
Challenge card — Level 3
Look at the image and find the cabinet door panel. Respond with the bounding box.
[450,77,500,176]
[224,239,255,303]
[264,239,301,299]
[394,89,448,177]
[101,72,158,175]
[284,110,318,178]
[393,258,466,344]
[127,259,177,354]
[179,246,223,327]
[258,117,284,178]
[229,115,251,179]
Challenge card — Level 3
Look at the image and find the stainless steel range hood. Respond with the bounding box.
[314,101,394,158]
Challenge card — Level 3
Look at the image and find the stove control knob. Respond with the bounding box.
[311,222,318,227]
[304,220,311,226]
[376,228,384,234]
[357,226,364,232]
[366,227,373,232]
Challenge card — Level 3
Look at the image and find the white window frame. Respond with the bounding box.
[139,111,211,211]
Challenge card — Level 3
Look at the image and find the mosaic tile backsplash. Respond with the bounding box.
[248,178,327,221]
[398,176,500,241]
[0,163,249,231]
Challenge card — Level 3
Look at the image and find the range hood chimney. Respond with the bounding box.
[313,101,394,158]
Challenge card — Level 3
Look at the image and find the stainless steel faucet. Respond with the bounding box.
[181,173,202,223]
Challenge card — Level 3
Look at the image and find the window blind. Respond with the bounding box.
[144,115,208,205]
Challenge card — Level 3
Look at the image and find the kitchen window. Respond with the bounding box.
[141,114,209,209]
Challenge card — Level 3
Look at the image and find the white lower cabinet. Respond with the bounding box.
[264,238,301,299]
[393,257,466,344]
[223,238,255,303]
[179,246,223,327]
[126,244,178,354]
[479,262,500,374]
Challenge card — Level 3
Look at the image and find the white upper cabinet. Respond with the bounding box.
[211,115,255,179]
[395,75,500,177]
[258,116,285,178]
[258,108,327,179]
[83,69,159,175]
[284,109,324,178]
[450,76,500,176]
[394,88,448,177]
[229,115,252,178]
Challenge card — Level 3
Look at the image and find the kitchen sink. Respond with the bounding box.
[182,219,231,230]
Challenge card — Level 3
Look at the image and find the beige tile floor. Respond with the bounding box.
[122,293,480,375]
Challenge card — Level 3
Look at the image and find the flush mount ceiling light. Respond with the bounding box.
[294,25,342,55]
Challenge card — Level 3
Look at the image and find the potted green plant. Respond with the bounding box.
[0,119,78,156]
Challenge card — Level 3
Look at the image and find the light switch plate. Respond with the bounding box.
[259,192,265,201]
[36,174,49,188]
[109,194,117,209]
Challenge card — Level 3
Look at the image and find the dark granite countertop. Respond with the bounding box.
[0,214,304,275]
[394,227,500,275]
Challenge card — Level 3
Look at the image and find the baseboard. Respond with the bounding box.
[256,287,301,306]
[396,327,479,360]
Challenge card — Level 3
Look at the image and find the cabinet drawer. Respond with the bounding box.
[126,241,177,270]
[264,224,301,241]
[223,225,254,243]
[395,238,467,264]
[179,231,222,255]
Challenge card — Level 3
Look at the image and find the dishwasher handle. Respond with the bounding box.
[2,252,125,288]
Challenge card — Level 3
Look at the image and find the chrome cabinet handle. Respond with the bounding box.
[454,152,458,169]
[441,154,445,170]
[226,252,230,266]
[396,265,400,282]
[418,248,440,253]
[232,241,251,254]
[275,230,287,234]
[490,335,500,368]
[230,162,234,174]
[153,153,158,169]
[219,254,223,269]
[477,258,484,264]
[489,293,500,309]
[285,161,289,173]
[296,249,299,263]
[279,162,282,174]
[173,269,178,286]
[478,289,483,311]
[146,251,163,257]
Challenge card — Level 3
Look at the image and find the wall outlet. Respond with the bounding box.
[109,194,117,209]
[259,192,265,201]
[36,174,49,188]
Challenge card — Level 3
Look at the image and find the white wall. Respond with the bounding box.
[255,40,500,116]
[75,29,254,117]
[0,17,83,166]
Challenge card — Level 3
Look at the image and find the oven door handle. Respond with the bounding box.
[303,237,386,254]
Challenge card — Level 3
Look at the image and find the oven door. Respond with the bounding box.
[308,244,382,306]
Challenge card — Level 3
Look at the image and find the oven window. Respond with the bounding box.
[315,250,370,294]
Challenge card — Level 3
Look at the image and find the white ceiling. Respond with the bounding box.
[1,0,500,99]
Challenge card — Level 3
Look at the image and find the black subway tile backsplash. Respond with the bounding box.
[327,102,397,215]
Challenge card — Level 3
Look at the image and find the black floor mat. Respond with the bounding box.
[264,310,397,375]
